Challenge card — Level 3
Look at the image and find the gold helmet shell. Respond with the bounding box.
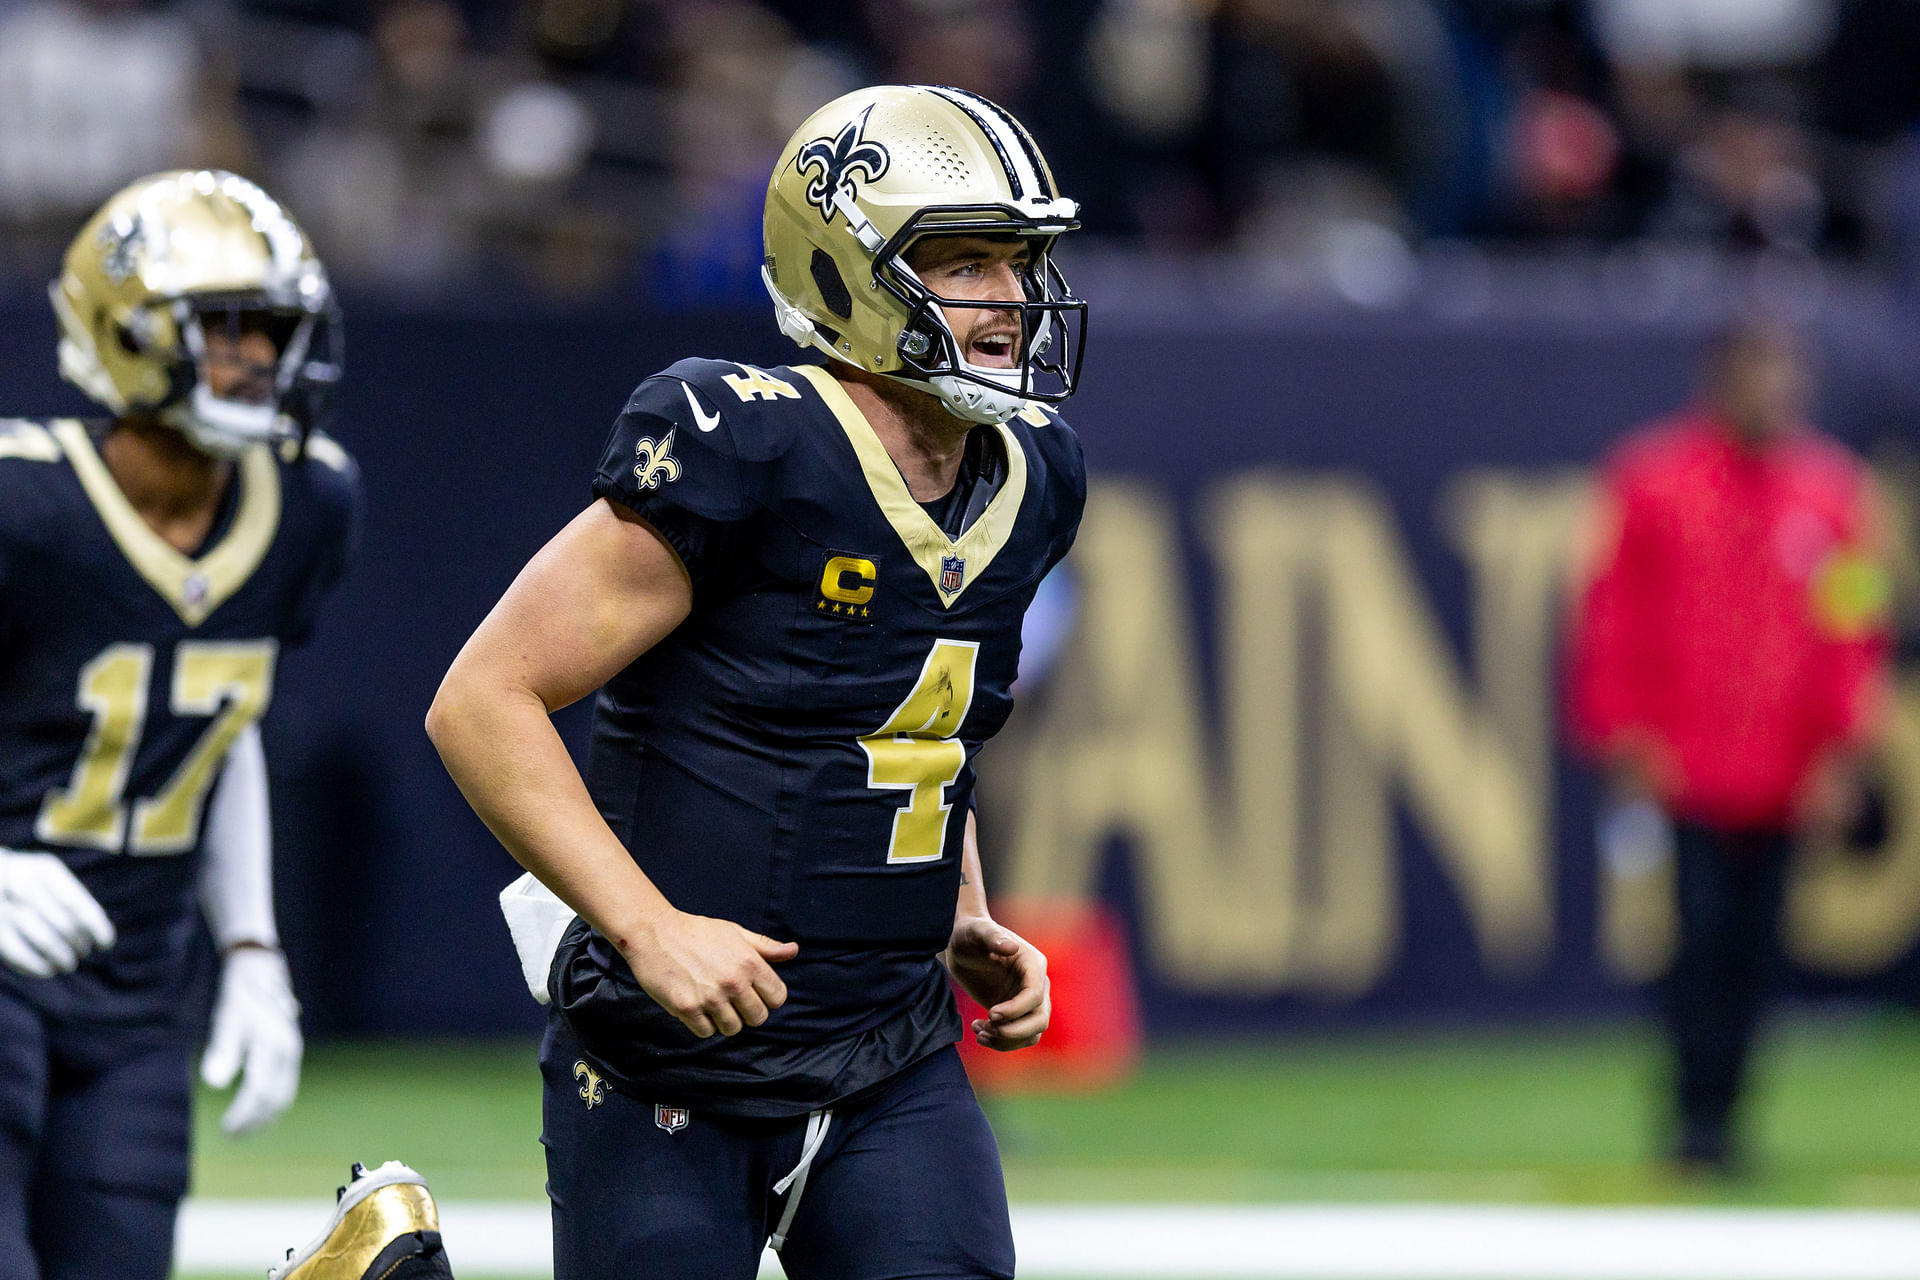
[763,85,1086,424]
[50,170,339,456]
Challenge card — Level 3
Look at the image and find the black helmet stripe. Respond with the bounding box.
[924,85,1029,201]
[936,86,1054,199]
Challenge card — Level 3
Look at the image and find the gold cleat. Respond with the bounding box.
[270,1161,451,1280]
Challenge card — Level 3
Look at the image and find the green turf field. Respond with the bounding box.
[180,1012,1920,1279]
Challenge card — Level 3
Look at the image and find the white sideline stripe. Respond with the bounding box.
[177,1201,1920,1278]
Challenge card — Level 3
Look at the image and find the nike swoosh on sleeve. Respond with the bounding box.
[683,383,721,433]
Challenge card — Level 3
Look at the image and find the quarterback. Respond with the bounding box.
[0,172,358,1278]
[426,84,1086,1279]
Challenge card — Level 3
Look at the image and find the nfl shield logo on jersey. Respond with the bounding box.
[654,1104,690,1134]
[940,554,965,594]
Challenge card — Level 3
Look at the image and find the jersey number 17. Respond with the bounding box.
[36,640,277,855]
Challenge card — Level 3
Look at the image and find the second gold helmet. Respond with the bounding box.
[51,170,341,457]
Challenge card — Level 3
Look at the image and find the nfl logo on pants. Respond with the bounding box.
[940,554,965,593]
[654,1104,690,1133]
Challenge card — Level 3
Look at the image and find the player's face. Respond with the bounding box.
[905,235,1031,370]
[199,314,281,406]
[1711,331,1811,444]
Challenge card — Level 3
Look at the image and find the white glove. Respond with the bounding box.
[0,847,116,977]
[201,947,303,1135]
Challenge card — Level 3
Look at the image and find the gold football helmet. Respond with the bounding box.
[50,170,341,458]
[763,85,1086,424]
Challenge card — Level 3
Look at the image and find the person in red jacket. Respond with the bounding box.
[1567,318,1891,1172]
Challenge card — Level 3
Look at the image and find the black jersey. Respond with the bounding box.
[555,359,1085,1117]
[0,418,359,1025]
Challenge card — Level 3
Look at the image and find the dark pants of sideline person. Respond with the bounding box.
[1664,821,1793,1167]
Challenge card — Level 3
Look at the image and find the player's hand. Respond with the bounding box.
[201,946,303,1135]
[1603,729,1681,808]
[0,847,116,978]
[622,910,796,1039]
[1796,748,1867,846]
[944,916,1049,1052]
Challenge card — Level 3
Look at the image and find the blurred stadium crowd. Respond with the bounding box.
[6,0,1920,304]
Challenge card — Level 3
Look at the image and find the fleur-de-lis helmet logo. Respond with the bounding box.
[98,215,145,285]
[796,106,891,223]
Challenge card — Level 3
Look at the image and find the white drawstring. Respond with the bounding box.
[767,1108,832,1252]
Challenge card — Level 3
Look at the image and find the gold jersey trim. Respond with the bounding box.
[792,365,1027,609]
[52,420,282,627]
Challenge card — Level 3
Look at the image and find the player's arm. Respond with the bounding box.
[198,722,302,1134]
[425,497,795,1038]
[942,809,1050,1051]
[1566,459,1678,801]
[1798,472,1896,838]
[0,495,116,980]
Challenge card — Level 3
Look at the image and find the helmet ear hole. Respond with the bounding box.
[810,249,853,320]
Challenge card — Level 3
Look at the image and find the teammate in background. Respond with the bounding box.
[1567,319,1891,1173]
[0,171,360,1278]
[425,85,1085,1279]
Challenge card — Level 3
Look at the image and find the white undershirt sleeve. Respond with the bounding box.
[198,721,280,952]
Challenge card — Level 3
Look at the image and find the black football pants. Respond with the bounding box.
[1664,822,1793,1143]
[0,985,193,1280]
[540,1016,1015,1280]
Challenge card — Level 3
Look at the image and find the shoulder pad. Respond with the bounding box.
[277,430,363,543]
[1012,401,1055,428]
[0,418,63,464]
[279,430,357,476]
[1011,401,1082,471]
[631,359,818,465]
[666,358,809,412]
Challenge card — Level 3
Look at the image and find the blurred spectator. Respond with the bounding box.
[274,0,488,284]
[1820,0,1920,285]
[1592,0,1837,250]
[1070,0,1212,241]
[1084,0,1209,147]
[1470,0,1621,237]
[650,0,852,306]
[1647,91,1827,252]
[0,0,249,269]
[1506,86,1623,235]
[865,0,1035,109]
[6,0,1920,299]
[1566,319,1892,1173]
[1204,0,1469,294]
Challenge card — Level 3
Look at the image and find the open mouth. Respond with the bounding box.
[203,361,278,405]
[967,332,1018,368]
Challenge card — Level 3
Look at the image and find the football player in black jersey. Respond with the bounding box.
[0,171,360,1280]
[427,85,1087,1280]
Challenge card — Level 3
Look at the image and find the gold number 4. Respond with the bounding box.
[35,640,277,855]
[860,639,978,864]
